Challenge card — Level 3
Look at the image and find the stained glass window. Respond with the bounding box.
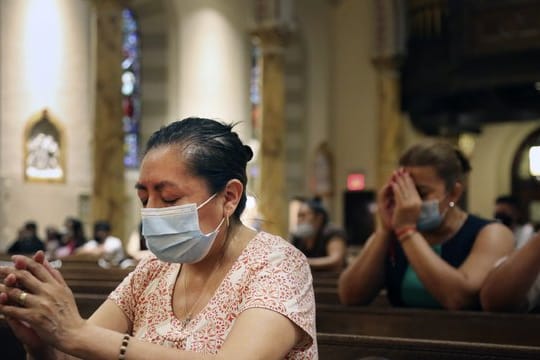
[250,43,262,140]
[122,9,141,168]
[247,42,262,193]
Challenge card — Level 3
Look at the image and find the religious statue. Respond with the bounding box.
[24,109,65,182]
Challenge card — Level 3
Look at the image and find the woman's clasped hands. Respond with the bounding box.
[0,250,85,355]
[378,168,422,232]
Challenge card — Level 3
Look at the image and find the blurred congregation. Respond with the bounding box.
[2,0,540,359]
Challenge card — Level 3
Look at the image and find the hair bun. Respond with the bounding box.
[454,148,472,174]
[243,145,254,162]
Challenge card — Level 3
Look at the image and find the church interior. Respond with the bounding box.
[1,0,540,359]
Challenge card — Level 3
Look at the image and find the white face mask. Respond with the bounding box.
[141,193,224,263]
[292,223,316,239]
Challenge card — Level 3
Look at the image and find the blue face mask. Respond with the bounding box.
[141,193,225,263]
[417,199,447,232]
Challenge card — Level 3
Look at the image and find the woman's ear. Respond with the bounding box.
[223,179,243,217]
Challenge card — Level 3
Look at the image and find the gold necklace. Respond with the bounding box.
[180,225,233,326]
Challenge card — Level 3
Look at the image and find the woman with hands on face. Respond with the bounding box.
[0,117,317,360]
[338,141,514,310]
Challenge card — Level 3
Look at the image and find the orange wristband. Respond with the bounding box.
[395,225,416,238]
[397,229,417,244]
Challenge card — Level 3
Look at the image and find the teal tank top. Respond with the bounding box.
[401,244,442,308]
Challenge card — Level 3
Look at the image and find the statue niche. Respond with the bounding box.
[24,109,65,182]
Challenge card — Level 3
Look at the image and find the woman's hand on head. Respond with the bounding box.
[0,254,84,351]
[390,169,422,230]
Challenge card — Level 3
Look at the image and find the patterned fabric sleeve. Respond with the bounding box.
[108,254,159,322]
[239,241,316,349]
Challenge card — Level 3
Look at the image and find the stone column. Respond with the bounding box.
[252,27,289,237]
[373,57,405,189]
[92,0,126,241]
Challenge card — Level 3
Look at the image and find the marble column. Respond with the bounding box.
[373,57,405,188]
[252,27,289,237]
[92,0,126,241]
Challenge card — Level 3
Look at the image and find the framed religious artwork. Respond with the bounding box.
[23,109,66,183]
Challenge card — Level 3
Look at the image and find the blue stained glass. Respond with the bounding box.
[122,8,141,168]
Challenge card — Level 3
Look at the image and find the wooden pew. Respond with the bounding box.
[312,271,340,288]
[75,293,108,318]
[315,287,390,307]
[317,333,540,360]
[314,287,340,304]
[60,266,131,294]
[316,304,540,347]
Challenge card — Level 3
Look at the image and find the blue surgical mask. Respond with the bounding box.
[417,199,446,232]
[141,193,225,263]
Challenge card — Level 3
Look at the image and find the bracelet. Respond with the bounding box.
[395,225,416,238]
[397,228,417,244]
[119,334,130,360]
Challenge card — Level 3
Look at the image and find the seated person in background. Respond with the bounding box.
[493,195,535,249]
[126,221,150,261]
[43,225,62,259]
[7,221,45,255]
[77,220,125,266]
[0,117,316,359]
[480,232,540,312]
[338,141,514,310]
[291,197,347,271]
[54,217,87,258]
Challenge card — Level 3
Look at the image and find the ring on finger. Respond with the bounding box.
[18,291,28,306]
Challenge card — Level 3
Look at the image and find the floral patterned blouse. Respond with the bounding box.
[108,231,317,358]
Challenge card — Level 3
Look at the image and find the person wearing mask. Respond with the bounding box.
[43,226,62,260]
[54,217,87,258]
[493,195,535,249]
[7,221,45,255]
[291,198,347,271]
[0,117,317,359]
[77,220,125,266]
[338,141,514,310]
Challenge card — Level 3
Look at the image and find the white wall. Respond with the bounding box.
[0,0,93,248]
[169,0,253,141]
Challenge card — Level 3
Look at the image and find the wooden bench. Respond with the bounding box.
[312,271,340,288]
[316,304,540,347]
[75,293,108,318]
[317,332,540,360]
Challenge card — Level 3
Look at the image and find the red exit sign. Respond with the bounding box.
[347,173,365,191]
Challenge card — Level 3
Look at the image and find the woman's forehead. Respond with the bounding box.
[405,166,442,185]
[138,147,195,186]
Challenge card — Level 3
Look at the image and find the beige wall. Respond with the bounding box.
[469,121,540,218]
[330,0,377,226]
[0,0,93,248]
[169,0,253,140]
[295,0,332,166]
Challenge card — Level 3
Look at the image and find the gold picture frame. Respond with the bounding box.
[23,109,66,183]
